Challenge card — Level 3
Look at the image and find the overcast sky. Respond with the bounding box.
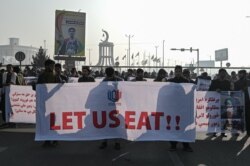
[1,0,250,67]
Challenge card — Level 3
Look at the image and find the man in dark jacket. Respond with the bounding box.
[99,67,122,150]
[234,70,250,135]
[78,66,95,82]
[37,59,60,147]
[167,65,193,152]
[55,63,68,83]
[131,68,147,81]
[209,68,231,137]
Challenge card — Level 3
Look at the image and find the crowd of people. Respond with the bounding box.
[0,59,250,152]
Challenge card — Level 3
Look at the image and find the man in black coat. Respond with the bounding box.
[234,70,250,135]
[167,65,193,152]
[209,68,231,137]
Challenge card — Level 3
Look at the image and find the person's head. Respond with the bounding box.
[44,59,55,72]
[238,70,247,79]
[105,67,115,77]
[136,68,144,78]
[183,69,191,79]
[0,69,5,74]
[82,66,91,77]
[157,68,167,79]
[174,65,183,78]
[127,68,133,75]
[6,64,13,73]
[71,67,77,75]
[68,27,76,38]
[231,71,236,77]
[13,66,21,74]
[201,72,208,77]
[55,63,62,74]
[218,68,227,80]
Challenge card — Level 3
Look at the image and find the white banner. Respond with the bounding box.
[6,86,245,136]
[195,91,245,133]
[195,91,221,132]
[35,82,196,142]
[6,86,36,123]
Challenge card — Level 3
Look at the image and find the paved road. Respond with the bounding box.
[1,125,250,166]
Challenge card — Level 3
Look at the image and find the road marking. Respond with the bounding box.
[0,147,8,153]
[237,136,250,156]
[168,151,184,166]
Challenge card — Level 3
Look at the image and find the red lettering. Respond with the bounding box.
[74,112,86,129]
[63,112,73,130]
[93,111,106,128]
[125,111,135,129]
[109,110,120,128]
[151,112,164,130]
[137,112,151,130]
[50,112,61,130]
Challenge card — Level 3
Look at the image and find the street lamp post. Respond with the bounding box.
[88,48,92,65]
[155,45,158,67]
[170,47,200,76]
[162,40,165,67]
[125,34,134,67]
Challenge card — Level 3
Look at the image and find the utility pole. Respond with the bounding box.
[162,40,165,67]
[44,40,46,49]
[125,34,134,67]
[125,49,128,66]
[88,48,92,65]
[155,45,159,67]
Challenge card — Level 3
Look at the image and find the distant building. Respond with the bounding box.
[0,38,39,65]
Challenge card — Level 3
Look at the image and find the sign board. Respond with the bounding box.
[15,51,25,62]
[198,60,215,67]
[215,48,228,61]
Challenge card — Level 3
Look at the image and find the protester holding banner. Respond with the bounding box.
[154,68,167,82]
[99,67,122,150]
[0,64,17,128]
[37,59,59,147]
[166,65,193,152]
[78,66,95,82]
[234,70,250,135]
[55,63,68,83]
[131,68,147,81]
[183,69,195,84]
[209,68,231,137]
[195,72,212,91]
[124,68,134,81]
[102,67,123,82]
[13,66,26,85]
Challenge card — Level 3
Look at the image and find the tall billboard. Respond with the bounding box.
[55,10,86,56]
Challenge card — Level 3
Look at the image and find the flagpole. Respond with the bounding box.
[155,46,158,67]
[162,40,165,67]
[138,52,140,67]
[125,34,134,67]
[88,48,92,66]
[148,53,151,73]
[125,49,128,67]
